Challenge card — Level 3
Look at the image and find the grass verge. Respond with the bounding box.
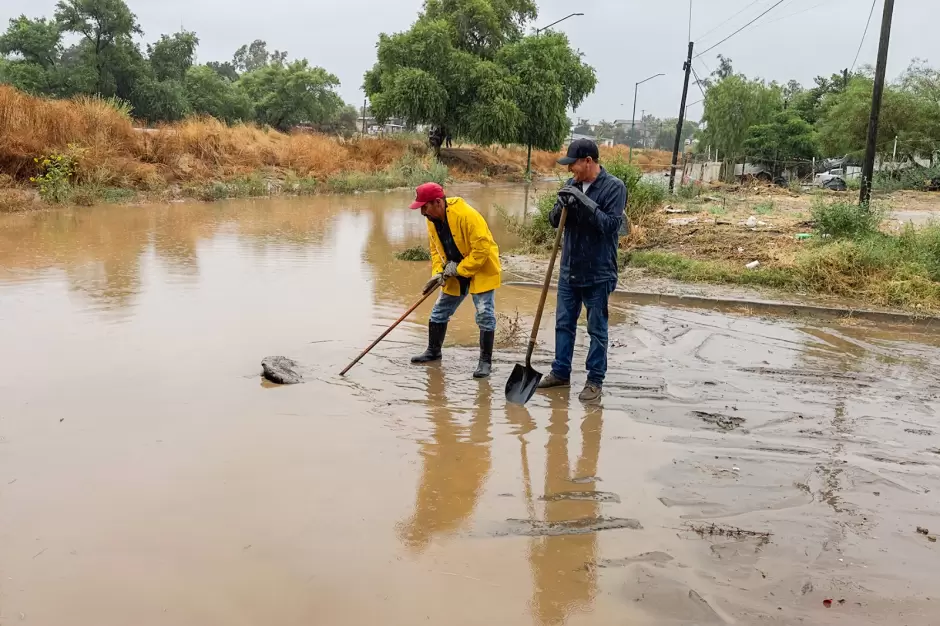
[395,246,432,261]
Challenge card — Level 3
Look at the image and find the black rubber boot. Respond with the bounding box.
[411,322,447,364]
[473,330,495,379]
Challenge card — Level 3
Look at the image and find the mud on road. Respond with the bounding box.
[1,192,939,625]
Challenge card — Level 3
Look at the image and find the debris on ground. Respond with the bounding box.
[916,526,929,535]
[261,356,303,385]
[745,261,760,270]
[685,522,771,544]
[691,410,746,431]
[823,599,833,608]
[664,206,691,214]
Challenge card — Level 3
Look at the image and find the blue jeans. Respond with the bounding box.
[551,280,616,385]
[430,290,497,332]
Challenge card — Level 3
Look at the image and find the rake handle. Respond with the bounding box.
[339,288,437,376]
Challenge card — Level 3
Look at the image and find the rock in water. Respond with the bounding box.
[261,356,302,384]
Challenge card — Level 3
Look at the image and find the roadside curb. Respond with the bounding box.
[502,280,940,327]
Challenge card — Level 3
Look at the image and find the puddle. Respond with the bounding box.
[3,187,940,625]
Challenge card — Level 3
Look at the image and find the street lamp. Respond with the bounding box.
[526,12,585,176]
[628,73,665,163]
[535,12,584,35]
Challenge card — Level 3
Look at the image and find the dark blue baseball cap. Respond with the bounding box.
[557,138,600,165]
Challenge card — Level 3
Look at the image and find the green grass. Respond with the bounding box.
[498,186,559,253]
[629,251,797,289]
[708,206,727,216]
[626,218,940,312]
[326,152,448,193]
[811,198,885,239]
[753,200,774,215]
[395,245,432,261]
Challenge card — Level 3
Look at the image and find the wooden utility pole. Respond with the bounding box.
[361,98,367,136]
[859,0,895,206]
[669,41,694,193]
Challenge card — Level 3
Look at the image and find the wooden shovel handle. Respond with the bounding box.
[525,205,567,367]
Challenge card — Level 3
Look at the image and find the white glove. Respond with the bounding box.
[443,261,459,279]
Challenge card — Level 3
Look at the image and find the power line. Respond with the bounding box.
[690,66,708,100]
[694,0,787,59]
[762,0,840,26]
[695,0,766,44]
[851,0,878,73]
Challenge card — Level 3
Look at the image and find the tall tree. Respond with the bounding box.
[184,64,252,123]
[0,16,62,68]
[147,30,198,82]
[238,60,343,131]
[743,111,819,175]
[232,39,286,73]
[423,0,536,58]
[364,0,594,149]
[54,0,142,94]
[497,31,595,151]
[700,74,782,164]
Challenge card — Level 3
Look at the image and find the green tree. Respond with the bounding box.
[364,0,594,149]
[147,30,198,81]
[423,0,536,58]
[54,0,142,94]
[206,60,238,81]
[743,111,819,175]
[184,64,252,122]
[0,16,62,68]
[700,74,782,166]
[232,39,286,73]
[497,31,596,151]
[237,60,343,131]
[817,78,940,160]
[132,76,190,123]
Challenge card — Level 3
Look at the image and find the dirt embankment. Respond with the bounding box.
[0,85,670,211]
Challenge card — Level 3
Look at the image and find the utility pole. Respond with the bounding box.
[361,98,367,136]
[859,0,895,207]
[669,41,694,193]
[843,68,850,90]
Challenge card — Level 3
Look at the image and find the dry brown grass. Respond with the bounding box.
[0,85,677,200]
[0,86,427,189]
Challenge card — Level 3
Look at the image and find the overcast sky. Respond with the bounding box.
[4,0,938,123]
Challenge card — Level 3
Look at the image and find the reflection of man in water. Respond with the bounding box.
[396,368,493,550]
[410,182,502,379]
[529,394,603,625]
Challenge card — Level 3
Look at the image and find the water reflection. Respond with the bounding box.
[396,367,493,551]
[0,186,532,317]
[529,395,602,626]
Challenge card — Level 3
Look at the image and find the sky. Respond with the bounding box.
[4,0,939,123]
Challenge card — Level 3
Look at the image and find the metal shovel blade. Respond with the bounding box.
[505,363,543,405]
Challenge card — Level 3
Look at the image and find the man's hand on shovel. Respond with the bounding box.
[422,273,444,296]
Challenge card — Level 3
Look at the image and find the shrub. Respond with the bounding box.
[498,186,558,252]
[811,199,884,239]
[29,151,76,202]
[395,246,431,261]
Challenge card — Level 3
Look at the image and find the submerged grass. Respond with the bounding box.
[395,246,432,261]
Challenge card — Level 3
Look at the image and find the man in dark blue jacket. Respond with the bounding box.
[538,139,627,402]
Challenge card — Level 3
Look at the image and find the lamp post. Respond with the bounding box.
[628,73,665,163]
[526,12,585,177]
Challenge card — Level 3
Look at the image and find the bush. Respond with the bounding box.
[29,151,76,203]
[395,246,431,261]
[629,179,667,222]
[873,164,940,193]
[498,186,558,253]
[811,199,884,239]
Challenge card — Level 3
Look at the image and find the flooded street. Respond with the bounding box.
[2,185,940,625]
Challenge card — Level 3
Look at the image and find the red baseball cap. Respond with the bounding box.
[410,182,445,209]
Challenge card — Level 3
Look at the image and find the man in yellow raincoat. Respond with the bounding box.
[409,182,501,378]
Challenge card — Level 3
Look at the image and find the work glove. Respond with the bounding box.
[443,261,459,279]
[558,186,600,214]
[422,273,444,296]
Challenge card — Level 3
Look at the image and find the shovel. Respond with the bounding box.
[339,285,438,377]
[505,204,568,404]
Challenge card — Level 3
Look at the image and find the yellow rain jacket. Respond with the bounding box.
[427,197,501,296]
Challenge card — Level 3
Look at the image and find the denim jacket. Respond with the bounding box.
[548,167,627,286]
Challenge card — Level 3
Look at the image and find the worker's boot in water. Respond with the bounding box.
[473,330,495,378]
[411,322,447,364]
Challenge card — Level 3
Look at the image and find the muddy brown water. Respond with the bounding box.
[2,184,940,626]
